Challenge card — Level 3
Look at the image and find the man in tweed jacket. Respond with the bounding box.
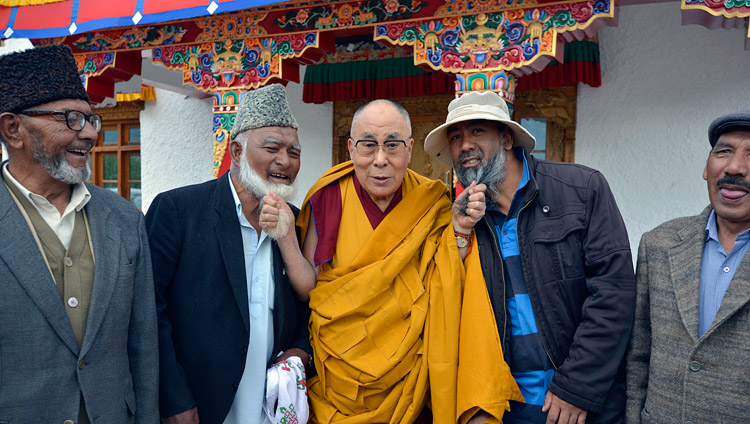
[625,110,750,423]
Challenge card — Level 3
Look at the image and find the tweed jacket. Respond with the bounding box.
[625,206,750,423]
[146,173,312,424]
[0,167,159,423]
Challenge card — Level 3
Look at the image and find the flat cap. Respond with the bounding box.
[0,44,88,113]
[230,83,298,140]
[708,109,750,147]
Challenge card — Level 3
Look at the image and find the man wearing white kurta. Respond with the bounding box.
[225,178,275,423]
[149,84,313,424]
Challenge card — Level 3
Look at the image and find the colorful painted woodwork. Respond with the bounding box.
[29,0,616,176]
[374,0,613,107]
[681,0,750,49]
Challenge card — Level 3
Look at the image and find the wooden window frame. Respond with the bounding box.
[90,101,143,206]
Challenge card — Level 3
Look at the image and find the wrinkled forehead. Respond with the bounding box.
[352,106,410,140]
[32,98,92,114]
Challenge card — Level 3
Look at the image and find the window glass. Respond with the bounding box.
[128,127,140,145]
[102,129,118,145]
[521,117,547,159]
[103,155,118,180]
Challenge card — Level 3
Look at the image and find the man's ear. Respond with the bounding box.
[229,138,244,168]
[347,138,355,161]
[405,137,414,164]
[502,128,514,151]
[0,113,25,150]
[702,163,708,181]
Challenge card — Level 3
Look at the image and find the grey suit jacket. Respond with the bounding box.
[625,206,750,423]
[0,171,159,423]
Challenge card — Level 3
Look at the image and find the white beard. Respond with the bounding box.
[239,155,296,240]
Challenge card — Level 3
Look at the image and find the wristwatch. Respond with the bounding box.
[455,229,473,248]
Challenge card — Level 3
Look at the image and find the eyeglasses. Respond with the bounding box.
[353,139,407,157]
[18,109,102,133]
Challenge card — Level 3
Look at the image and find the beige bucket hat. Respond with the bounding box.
[424,91,536,165]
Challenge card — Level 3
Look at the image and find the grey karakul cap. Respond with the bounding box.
[230,83,298,140]
[708,109,750,147]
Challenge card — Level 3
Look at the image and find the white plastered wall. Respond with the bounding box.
[576,1,750,259]
[140,67,333,211]
[141,89,214,211]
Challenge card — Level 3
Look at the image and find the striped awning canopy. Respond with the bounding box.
[0,0,281,39]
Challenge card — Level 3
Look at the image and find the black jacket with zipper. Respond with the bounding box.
[475,152,636,419]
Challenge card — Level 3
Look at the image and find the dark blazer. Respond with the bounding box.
[0,167,159,423]
[145,173,311,424]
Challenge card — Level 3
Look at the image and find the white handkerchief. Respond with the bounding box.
[262,356,309,424]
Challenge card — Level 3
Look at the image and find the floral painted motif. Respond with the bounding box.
[436,0,540,16]
[376,0,612,74]
[74,52,115,77]
[71,25,187,52]
[152,33,317,92]
[195,10,269,42]
[274,0,426,30]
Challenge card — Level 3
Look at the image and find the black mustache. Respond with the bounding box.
[457,149,483,165]
[716,176,750,190]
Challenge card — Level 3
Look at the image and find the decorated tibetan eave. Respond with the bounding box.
[681,0,750,49]
[14,0,617,176]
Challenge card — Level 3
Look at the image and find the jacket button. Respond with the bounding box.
[78,360,85,370]
[232,383,238,391]
[689,361,701,372]
[63,420,75,424]
[242,348,247,355]
[542,205,550,213]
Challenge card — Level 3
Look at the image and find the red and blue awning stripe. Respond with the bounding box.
[0,0,282,39]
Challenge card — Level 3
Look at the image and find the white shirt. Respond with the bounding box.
[2,162,90,249]
[224,176,275,424]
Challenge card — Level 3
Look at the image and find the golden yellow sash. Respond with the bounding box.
[298,162,522,424]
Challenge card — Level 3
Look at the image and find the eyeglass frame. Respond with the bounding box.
[352,139,408,157]
[17,109,103,133]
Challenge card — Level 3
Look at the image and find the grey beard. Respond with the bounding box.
[30,133,90,185]
[454,147,506,214]
[238,154,297,207]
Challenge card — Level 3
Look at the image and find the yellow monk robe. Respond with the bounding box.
[298,162,523,424]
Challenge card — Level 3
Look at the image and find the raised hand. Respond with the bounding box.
[452,180,487,234]
[260,191,294,241]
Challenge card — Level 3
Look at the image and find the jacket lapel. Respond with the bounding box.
[0,178,79,355]
[214,173,250,332]
[80,191,119,356]
[668,208,711,342]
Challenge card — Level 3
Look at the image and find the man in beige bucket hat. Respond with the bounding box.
[425,91,636,424]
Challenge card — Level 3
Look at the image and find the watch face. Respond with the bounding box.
[456,236,469,248]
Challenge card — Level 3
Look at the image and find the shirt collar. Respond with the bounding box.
[705,208,750,242]
[2,162,90,213]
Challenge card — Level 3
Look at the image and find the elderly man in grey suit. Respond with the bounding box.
[0,45,158,423]
[626,110,750,424]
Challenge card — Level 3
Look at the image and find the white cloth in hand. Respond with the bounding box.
[261,356,309,424]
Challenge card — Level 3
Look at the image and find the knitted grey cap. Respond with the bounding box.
[708,109,750,147]
[230,83,298,140]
